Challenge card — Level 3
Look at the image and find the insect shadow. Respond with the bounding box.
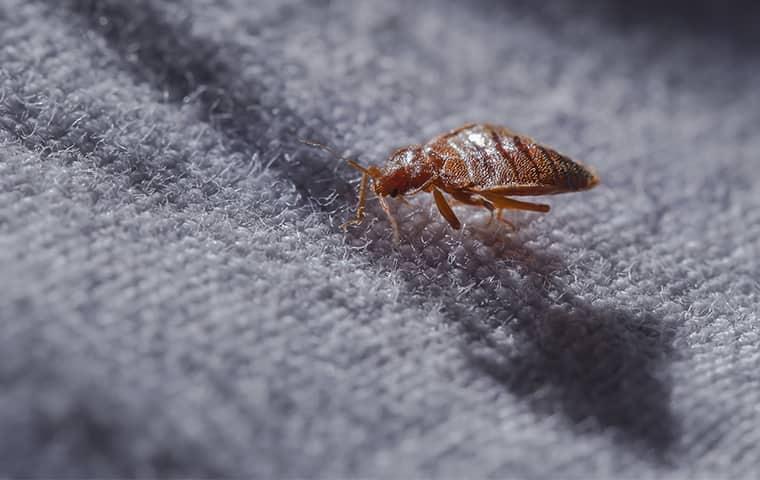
[357,203,678,463]
[461,295,677,463]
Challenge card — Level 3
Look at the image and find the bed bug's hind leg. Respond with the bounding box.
[448,191,516,230]
[449,191,486,208]
[480,193,551,214]
[489,209,517,230]
[341,171,369,231]
[433,188,461,230]
[479,193,549,230]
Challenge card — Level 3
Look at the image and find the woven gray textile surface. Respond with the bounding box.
[1,0,759,477]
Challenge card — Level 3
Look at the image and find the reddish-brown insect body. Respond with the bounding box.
[342,123,599,240]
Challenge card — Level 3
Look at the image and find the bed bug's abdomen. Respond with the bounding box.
[425,123,598,194]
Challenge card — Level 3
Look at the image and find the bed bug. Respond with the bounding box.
[304,123,599,241]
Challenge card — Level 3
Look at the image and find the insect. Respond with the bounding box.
[306,123,599,241]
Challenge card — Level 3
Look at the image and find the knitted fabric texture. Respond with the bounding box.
[1,0,759,477]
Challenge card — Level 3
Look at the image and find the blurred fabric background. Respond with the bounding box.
[1,0,759,477]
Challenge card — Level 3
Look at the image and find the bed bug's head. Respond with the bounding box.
[373,145,430,198]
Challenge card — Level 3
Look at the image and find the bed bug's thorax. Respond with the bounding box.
[373,145,435,198]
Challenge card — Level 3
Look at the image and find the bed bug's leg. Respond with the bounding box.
[448,192,479,207]
[432,188,461,230]
[488,208,516,230]
[377,194,400,243]
[485,208,497,226]
[341,171,369,231]
[450,191,497,222]
[448,191,516,230]
[396,195,412,206]
[449,191,491,208]
[406,177,437,196]
[480,193,550,213]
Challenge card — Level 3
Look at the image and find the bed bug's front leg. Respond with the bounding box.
[405,177,437,196]
[341,171,369,231]
[377,194,401,243]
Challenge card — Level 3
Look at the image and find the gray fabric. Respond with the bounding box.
[1,0,759,477]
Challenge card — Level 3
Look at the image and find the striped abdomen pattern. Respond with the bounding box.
[423,123,597,193]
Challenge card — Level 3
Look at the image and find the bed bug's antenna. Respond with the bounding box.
[298,139,357,171]
[298,138,396,239]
